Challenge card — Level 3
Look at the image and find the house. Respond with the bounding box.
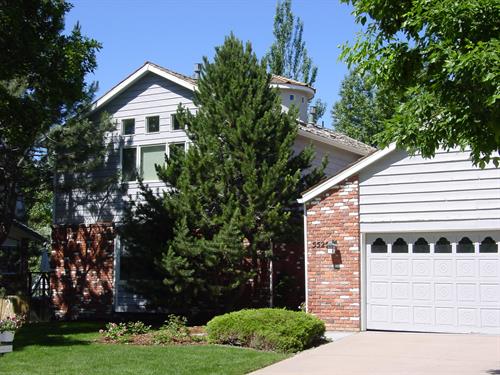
[51,62,373,318]
[298,144,500,334]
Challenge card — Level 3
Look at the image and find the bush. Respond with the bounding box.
[100,321,151,343]
[153,315,192,344]
[206,308,325,353]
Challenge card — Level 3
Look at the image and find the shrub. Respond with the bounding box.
[153,315,191,344]
[100,321,151,343]
[206,308,325,353]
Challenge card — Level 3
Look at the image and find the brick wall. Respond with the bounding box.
[51,223,115,319]
[305,176,360,330]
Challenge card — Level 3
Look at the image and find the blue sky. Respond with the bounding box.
[66,0,361,126]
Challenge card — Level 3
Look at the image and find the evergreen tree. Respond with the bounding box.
[121,34,324,312]
[266,0,317,86]
[332,70,394,146]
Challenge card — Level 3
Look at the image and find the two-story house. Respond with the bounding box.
[51,62,373,318]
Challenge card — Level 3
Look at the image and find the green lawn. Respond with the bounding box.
[0,322,288,375]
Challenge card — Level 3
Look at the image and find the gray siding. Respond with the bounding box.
[293,134,360,177]
[359,149,500,232]
[54,72,195,225]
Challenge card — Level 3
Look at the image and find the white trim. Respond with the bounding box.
[90,63,196,113]
[298,143,397,204]
[303,205,309,312]
[269,83,315,100]
[297,128,371,156]
[360,232,367,331]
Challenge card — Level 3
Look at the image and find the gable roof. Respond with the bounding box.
[298,143,397,204]
[91,62,373,156]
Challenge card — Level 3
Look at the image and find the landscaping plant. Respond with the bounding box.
[206,308,325,353]
[0,315,25,333]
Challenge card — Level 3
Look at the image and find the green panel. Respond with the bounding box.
[122,148,137,181]
[141,145,165,180]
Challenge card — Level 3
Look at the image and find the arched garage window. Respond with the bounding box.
[371,238,387,253]
[480,237,498,253]
[435,237,452,253]
[413,237,430,253]
[392,238,408,253]
[457,237,474,253]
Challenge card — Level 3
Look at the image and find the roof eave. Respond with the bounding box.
[298,143,397,204]
[297,128,373,156]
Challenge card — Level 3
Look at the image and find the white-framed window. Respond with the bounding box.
[146,115,160,133]
[121,144,166,182]
[122,147,137,182]
[122,118,135,135]
[171,114,185,131]
[168,142,186,157]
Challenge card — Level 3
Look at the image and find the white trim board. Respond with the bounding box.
[298,144,397,204]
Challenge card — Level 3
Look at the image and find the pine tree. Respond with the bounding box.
[121,34,324,312]
[331,70,394,146]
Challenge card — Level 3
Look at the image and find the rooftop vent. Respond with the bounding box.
[193,63,202,79]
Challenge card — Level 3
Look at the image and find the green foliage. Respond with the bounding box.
[266,0,317,86]
[100,321,151,343]
[332,69,394,146]
[0,0,103,242]
[341,0,500,166]
[312,98,327,124]
[122,34,324,312]
[207,308,325,353]
[152,315,206,345]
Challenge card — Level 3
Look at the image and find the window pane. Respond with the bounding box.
[457,237,474,253]
[122,148,137,182]
[371,238,387,253]
[122,119,135,135]
[435,237,452,253]
[413,237,430,253]
[169,142,185,157]
[392,238,408,253]
[171,114,183,130]
[141,145,165,180]
[147,116,160,132]
[480,237,498,253]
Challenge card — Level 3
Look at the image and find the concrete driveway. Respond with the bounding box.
[250,331,500,375]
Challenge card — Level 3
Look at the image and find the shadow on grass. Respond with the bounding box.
[13,322,105,351]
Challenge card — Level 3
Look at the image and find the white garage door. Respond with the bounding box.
[366,232,500,334]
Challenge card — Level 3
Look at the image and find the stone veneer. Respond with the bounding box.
[305,176,360,330]
[51,223,115,319]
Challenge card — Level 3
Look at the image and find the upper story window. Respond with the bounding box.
[146,115,160,133]
[301,97,305,103]
[169,142,186,156]
[122,118,135,135]
[141,145,165,181]
[171,114,184,131]
[122,148,137,182]
[289,94,294,101]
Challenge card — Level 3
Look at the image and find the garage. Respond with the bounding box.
[366,232,500,334]
[299,144,500,333]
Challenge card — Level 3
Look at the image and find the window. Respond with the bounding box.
[171,114,184,130]
[371,238,387,253]
[122,119,135,135]
[146,116,160,133]
[169,142,185,157]
[301,97,305,103]
[392,238,408,253]
[435,237,452,253]
[457,237,474,253]
[480,237,498,253]
[122,148,137,182]
[413,237,430,253]
[289,94,294,101]
[141,145,165,180]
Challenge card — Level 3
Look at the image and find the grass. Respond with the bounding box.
[0,322,289,375]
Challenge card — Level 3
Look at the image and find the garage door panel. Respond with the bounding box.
[367,231,500,334]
